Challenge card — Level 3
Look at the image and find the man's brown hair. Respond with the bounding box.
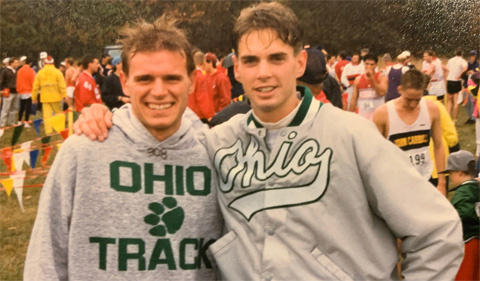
[118,15,195,76]
[232,2,303,55]
[401,69,426,90]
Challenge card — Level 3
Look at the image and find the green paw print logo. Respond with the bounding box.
[144,197,185,237]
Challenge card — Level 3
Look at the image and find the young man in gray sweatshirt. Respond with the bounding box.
[24,17,223,280]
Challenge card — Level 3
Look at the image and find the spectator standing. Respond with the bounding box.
[0,57,19,127]
[16,57,35,126]
[326,53,336,78]
[445,50,468,123]
[427,51,447,101]
[187,51,215,122]
[381,53,393,71]
[64,58,76,108]
[463,50,479,124]
[341,52,365,108]
[384,53,410,102]
[31,56,67,134]
[334,50,349,90]
[204,52,231,113]
[74,55,102,112]
[297,48,342,108]
[37,51,47,72]
[349,54,388,120]
[101,57,129,110]
[440,150,479,281]
[18,56,27,70]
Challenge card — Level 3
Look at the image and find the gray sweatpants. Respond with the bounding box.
[0,93,19,127]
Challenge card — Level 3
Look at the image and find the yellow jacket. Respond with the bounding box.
[423,95,458,178]
[32,64,66,103]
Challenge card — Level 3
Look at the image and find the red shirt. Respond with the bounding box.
[335,60,349,80]
[209,70,232,113]
[188,69,215,120]
[16,65,35,94]
[74,71,102,112]
[314,90,330,104]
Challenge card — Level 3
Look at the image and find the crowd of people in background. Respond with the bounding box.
[6,2,478,280]
[1,48,479,162]
[1,44,479,281]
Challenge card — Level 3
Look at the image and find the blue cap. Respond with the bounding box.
[112,56,121,67]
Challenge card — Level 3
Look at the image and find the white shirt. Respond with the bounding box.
[446,56,468,81]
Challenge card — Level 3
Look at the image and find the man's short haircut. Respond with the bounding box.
[363,54,377,64]
[401,69,426,90]
[81,55,97,70]
[193,51,205,67]
[424,50,434,56]
[360,48,369,54]
[118,15,195,76]
[25,57,34,65]
[455,49,463,56]
[326,54,334,61]
[338,51,347,60]
[232,2,303,55]
[65,57,74,66]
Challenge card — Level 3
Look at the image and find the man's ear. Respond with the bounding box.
[120,71,130,97]
[296,50,307,78]
[397,85,402,95]
[189,70,197,95]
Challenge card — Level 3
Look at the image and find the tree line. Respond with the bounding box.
[1,0,478,63]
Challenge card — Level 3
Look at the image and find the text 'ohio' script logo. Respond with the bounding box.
[214,132,332,220]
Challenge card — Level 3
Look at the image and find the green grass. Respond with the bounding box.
[0,105,477,281]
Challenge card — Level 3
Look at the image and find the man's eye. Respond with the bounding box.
[164,76,182,82]
[242,57,257,64]
[271,55,285,63]
[136,76,152,82]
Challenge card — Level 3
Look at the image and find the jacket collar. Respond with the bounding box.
[247,86,322,128]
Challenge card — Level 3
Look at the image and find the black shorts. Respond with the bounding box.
[447,80,462,94]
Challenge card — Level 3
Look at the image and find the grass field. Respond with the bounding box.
[0,96,477,281]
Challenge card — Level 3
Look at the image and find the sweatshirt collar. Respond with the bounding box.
[247,86,322,128]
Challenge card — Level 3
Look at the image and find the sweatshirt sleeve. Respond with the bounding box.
[351,119,463,280]
[24,141,77,281]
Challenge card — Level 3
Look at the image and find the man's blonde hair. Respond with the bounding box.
[118,15,194,76]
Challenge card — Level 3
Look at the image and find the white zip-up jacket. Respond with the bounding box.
[201,87,463,281]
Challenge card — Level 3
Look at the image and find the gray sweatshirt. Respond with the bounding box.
[24,105,223,280]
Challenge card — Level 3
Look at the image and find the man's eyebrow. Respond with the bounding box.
[239,55,259,61]
[268,52,288,57]
[133,74,152,80]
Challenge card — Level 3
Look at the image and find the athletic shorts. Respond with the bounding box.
[447,80,462,94]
